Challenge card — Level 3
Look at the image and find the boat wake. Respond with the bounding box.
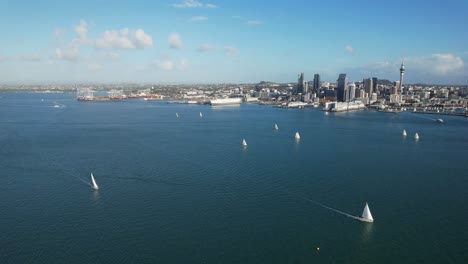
[288,192,368,222]
[49,159,92,187]
[412,114,436,121]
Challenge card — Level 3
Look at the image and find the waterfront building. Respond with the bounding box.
[313,74,321,96]
[393,81,400,95]
[297,73,305,95]
[372,77,378,94]
[347,83,356,102]
[325,89,337,101]
[359,89,365,98]
[336,74,348,102]
[364,78,373,98]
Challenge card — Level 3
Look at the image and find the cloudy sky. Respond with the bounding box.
[0,0,467,84]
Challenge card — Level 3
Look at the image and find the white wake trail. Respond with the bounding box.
[301,196,362,221]
[412,113,436,121]
[286,191,364,221]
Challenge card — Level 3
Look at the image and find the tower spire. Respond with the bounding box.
[399,58,405,102]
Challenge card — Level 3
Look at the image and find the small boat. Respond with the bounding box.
[402,129,407,137]
[275,123,278,130]
[358,202,374,222]
[436,118,444,123]
[91,173,99,190]
[414,133,419,140]
[199,112,203,117]
[242,139,247,146]
[176,113,179,118]
[295,132,300,140]
[53,104,60,108]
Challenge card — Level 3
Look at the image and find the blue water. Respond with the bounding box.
[1,92,467,263]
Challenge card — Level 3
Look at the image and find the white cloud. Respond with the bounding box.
[73,20,92,45]
[54,28,66,40]
[247,20,262,25]
[196,44,217,52]
[74,20,88,40]
[87,62,102,71]
[224,46,239,56]
[171,0,217,8]
[232,15,244,19]
[157,60,175,71]
[178,59,188,71]
[406,53,464,75]
[134,29,153,48]
[189,16,208,21]
[54,46,80,61]
[345,45,354,54]
[107,52,120,60]
[95,28,153,49]
[20,54,42,62]
[155,59,188,71]
[168,33,183,49]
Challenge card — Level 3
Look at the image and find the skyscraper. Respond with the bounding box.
[336,73,347,102]
[364,78,373,98]
[297,73,304,94]
[313,74,321,96]
[347,83,356,102]
[372,77,378,94]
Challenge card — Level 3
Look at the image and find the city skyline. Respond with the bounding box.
[0,0,467,85]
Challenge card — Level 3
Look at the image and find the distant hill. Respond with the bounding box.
[377,79,393,86]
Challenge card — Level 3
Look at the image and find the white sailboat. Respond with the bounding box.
[176,113,179,118]
[402,129,407,137]
[275,123,278,130]
[295,132,300,140]
[199,112,203,117]
[242,139,247,146]
[414,133,420,140]
[359,202,374,222]
[90,173,99,190]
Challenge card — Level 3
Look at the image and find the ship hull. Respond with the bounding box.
[210,98,242,106]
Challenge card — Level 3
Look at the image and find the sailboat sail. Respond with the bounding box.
[403,129,407,136]
[295,132,300,139]
[242,139,247,146]
[199,112,203,117]
[361,203,373,222]
[275,124,278,130]
[91,173,99,190]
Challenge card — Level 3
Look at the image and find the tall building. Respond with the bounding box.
[364,78,373,98]
[297,73,304,94]
[313,74,321,96]
[399,61,405,94]
[347,83,356,102]
[372,77,378,94]
[336,73,347,102]
[393,81,400,95]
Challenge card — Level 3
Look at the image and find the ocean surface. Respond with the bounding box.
[0,92,467,263]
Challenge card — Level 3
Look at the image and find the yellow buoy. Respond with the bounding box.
[316,247,320,251]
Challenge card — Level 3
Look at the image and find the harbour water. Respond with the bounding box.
[1,92,467,263]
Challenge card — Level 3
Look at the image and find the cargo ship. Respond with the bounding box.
[210,98,242,106]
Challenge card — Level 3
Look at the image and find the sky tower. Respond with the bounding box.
[399,60,405,94]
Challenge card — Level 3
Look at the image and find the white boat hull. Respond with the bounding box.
[210,98,242,106]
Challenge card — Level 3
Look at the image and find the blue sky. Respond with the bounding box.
[0,0,467,84]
